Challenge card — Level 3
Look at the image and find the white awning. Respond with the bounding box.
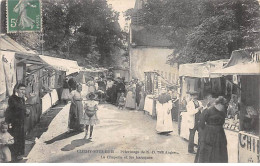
[80,67,107,73]
[211,62,260,75]
[179,59,228,78]
[39,55,80,75]
[212,48,260,76]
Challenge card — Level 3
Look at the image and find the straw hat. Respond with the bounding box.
[86,92,97,100]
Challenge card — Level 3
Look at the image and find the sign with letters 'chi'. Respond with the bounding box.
[7,0,42,33]
[238,131,260,163]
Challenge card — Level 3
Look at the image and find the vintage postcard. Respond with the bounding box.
[0,0,259,163]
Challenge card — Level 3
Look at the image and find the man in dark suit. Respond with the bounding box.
[116,78,126,105]
[5,83,30,161]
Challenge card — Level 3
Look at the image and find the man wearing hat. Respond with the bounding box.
[186,91,203,154]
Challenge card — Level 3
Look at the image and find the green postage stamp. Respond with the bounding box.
[7,0,42,33]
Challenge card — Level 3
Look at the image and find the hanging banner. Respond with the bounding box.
[7,0,42,33]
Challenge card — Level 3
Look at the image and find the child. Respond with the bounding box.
[0,121,14,162]
[118,92,125,110]
[81,93,99,140]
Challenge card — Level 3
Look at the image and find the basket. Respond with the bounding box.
[85,110,96,118]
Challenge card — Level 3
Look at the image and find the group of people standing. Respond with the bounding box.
[61,76,99,140]
[124,80,145,111]
[185,91,229,163]
[106,78,145,111]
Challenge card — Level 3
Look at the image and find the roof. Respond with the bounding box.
[0,34,83,72]
[130,25,173,47]
[39,55,80,75]
[0,34,43,64]
[179,59,229,78]
[212,62,260,75]
[0,34,36,54]
[80,67,108,73]
[212,48,260,75]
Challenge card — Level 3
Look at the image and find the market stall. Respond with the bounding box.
[143,71,174,118]
[0,34,46,134]
[178,59,238,158]
[38,55,81,112]
[213,48,260,163]
[0,34,81,134]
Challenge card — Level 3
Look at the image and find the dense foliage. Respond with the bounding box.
[126,0,260,64]
[5,0,125,67]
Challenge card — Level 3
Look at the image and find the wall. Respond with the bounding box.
[129,47,178,82]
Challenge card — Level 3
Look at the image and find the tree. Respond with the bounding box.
[172,0,260,64]
[126,0,260,64]
[5,0,125,67]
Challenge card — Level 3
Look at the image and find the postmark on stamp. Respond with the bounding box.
[7,0,42,33]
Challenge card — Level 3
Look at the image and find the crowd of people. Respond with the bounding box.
[62,75,147,111]
[60,75,147,139]
[1,73,241,163]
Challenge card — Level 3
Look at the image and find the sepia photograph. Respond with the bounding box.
[0,0,259,163]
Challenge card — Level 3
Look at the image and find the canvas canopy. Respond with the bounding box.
[0,34,43,65]
[179,59,228,78]
[80,67,108,73]
[212,49,260,76]
[39,55,80,75]
[0,34,36,54]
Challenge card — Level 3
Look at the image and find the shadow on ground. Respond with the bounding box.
[18,103,66,163]
[45,130,82,144]
[61,139,92,151]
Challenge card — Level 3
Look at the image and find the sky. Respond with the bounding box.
[107,0,136,29]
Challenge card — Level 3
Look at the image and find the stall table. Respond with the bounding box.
[144,95,154,116]
[180,111,198,144]
[224,128,239,163]
[50,89,59,106]
[41,93,52,114]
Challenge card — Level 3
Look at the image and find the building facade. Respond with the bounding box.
[129,0,178,83]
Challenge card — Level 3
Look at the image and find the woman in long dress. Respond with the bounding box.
[86,77,96,94]
[195,96,228,163]
[156,89,173,134]
[125,82,136,109]
[81,93,99,140]
[106,78,114,103]
[61,77,70,104]
[68,84,84,132]
[138,83,145,111]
